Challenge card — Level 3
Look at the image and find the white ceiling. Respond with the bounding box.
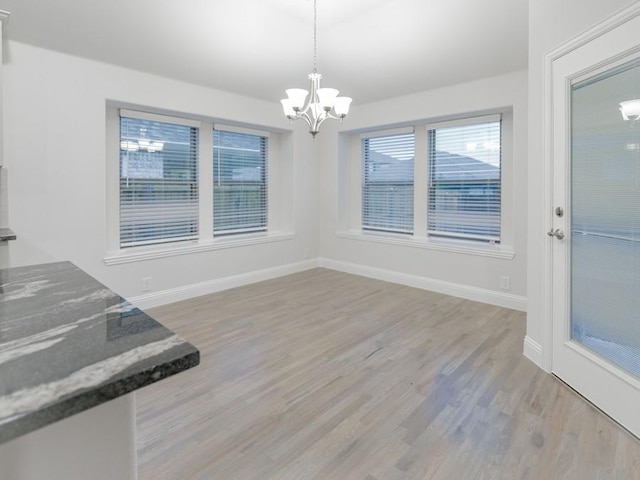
[0,0,529,104]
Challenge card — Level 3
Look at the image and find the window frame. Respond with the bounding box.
[118,110,201,248]
[104,106,292,265]
[361,127,415,234]
[426,114,503,244]
[340,111,514,258]
[212,124,269,236]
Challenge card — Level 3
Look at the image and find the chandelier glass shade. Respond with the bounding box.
[280,0,351,138]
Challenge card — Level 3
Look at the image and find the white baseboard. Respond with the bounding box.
[317,257,527,312]
[128,259,320,310]
[128,256,527,314]
[523,336,546,369]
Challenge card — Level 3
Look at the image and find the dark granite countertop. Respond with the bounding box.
[0,261,199,444]
[0,228,16,242]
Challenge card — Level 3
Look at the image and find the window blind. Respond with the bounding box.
[428,120,501,242]
[213,129,267,235]
[362,132,415,233]
[570,58,640,377]
[119,116,199,248]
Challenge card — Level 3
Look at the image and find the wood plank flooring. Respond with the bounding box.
[136,268,640,479]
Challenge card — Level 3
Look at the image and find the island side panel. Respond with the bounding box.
[0,393,137,480]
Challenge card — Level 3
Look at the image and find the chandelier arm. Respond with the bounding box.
[298,99,313,118]
[324,111,340,120]
[297,111,314,129]
[311,111,330,132]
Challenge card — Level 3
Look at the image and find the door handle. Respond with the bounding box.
[547,228,565,240]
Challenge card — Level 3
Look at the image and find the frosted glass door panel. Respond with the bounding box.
[571,58,640,378]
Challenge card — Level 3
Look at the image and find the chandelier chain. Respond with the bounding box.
[313,0,317,72]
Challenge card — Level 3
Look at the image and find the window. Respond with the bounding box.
[362,132,415,233]
[119,115,199,247]
[213,129,268,235]
[428,118,501,242]
[107,106,292,264]
[354,114,506,248]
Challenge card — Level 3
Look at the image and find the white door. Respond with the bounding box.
[551,12,640,437]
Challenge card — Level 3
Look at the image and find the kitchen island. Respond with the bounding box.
[0,261,199,479]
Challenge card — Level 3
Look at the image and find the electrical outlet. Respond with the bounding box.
[500,276,510,291]
[304,248,310,259]
[142,277,152,292]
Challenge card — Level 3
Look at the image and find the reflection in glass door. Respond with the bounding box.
[570,57,640,378]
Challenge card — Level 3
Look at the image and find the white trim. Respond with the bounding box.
[128,254,526,319]
[106,103,291,259]
[344,109,513,252]
[546,3,640,62]
[199,120,215,236]
[413,127,428,236]
[541,1,640,372]
[336,230,515,260]
[343,108,510,137]
[424,113,502,130]
[119,108,201,128]
[104,231,295,265]
[0,19,5,167]
[359,126,414,140]
[318,257,527,311]
[128,259,319,310]
[105,106,120,252]
[523,336,545,370]
[565,340,640,390]
[214,123,271,138]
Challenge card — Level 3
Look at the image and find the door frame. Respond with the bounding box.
[541,2,640,373]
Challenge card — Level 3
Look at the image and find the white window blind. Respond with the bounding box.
[362,132,415,233]
[428,119,501,242]
[213,129,267,235]
[119,115,199,248]
[570,58,640,377]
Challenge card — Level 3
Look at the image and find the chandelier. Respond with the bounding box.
[280,0,352,138]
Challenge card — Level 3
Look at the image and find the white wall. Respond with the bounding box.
[316,71,528,310]
[2,41,319,301]
[2,41,530,312]
[526,0,636,368]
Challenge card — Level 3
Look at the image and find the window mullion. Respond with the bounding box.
[199,122,214,240]
[413,126,428,237]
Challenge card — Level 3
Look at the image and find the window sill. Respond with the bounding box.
[104,231,296,265]
[336,230,515,259]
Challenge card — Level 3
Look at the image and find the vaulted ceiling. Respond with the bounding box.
[0,0,529,104]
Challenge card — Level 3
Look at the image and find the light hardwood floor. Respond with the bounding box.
[136,268,640,480]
